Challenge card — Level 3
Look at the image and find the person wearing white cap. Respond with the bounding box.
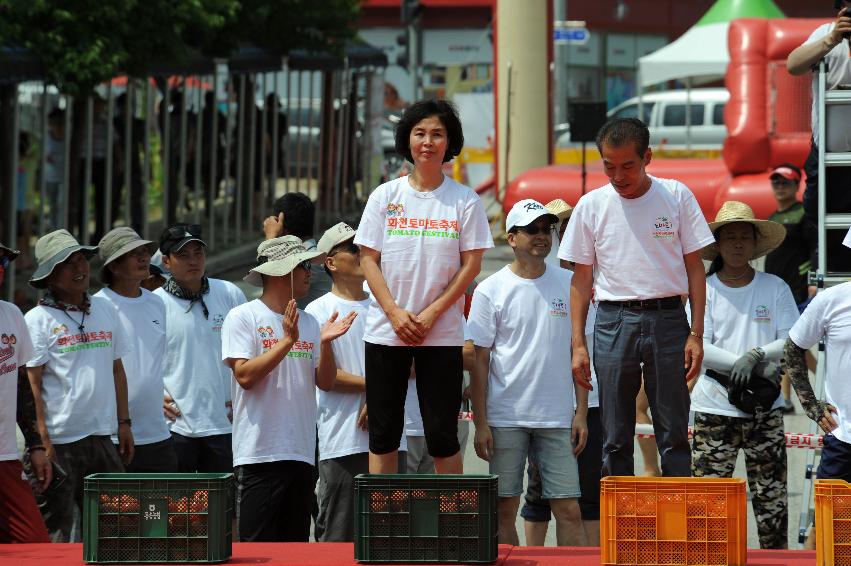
[305,223,389,542]
[468,199,588,546]
[689,201,796,550]
[0,242,50,543]
[222,236,356,542]
[154,223,246,473]
[24,229,133,541]
[94,227,178,472]
[559,118,714,478]
[785,226,851,504]
[354,99,493,474]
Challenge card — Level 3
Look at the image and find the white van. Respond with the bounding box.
[556,88,729,150]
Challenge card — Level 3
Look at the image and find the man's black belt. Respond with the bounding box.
[601,296,682,310]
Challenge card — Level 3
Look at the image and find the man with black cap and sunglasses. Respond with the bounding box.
[155,223,246,473]
[24,229,133,541]
[0,242,50,543]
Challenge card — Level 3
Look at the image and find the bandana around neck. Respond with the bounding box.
[39,292,91,314]
[163,276,210,319]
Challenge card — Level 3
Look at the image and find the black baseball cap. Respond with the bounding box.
[159,223,207,255]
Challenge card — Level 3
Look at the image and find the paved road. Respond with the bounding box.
[223,243,817,549]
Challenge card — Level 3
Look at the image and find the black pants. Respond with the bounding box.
[235,460,314,542]
[803,139,851,272]
[365,343,462,458]
[119,437,179,473]
[171,432,232,473]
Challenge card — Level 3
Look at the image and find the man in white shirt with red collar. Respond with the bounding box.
[559,118,714,477]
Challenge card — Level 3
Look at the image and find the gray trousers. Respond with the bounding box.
[593,302,691,477]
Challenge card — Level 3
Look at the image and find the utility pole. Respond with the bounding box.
[400,0,423,100]
[553,0,568,125]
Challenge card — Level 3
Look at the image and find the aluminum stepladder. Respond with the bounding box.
[796,59,851,547]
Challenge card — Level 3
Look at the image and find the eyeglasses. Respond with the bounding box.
[164,224,202,240]
[328,242,359,256]
[515,223,554,236]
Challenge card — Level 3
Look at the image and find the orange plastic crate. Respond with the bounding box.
[815,479,851,566]
[600,477,747,566]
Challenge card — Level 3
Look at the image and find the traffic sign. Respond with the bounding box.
[553,27,589,45]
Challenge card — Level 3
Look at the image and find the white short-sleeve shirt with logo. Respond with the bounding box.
[468,265,575,428]
[354,175,494,347]
[222,299,321,466]
[0,301,34,461]
[305,292,370,461]
[25,297,129,444]
[691,272,800,418]
[154,278,246,438]
[95,287,171,446]
[789,282,851,444]
[802,23,851,149]
[558,176,714,301]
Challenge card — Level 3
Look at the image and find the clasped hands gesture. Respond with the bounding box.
[388,305,439,346]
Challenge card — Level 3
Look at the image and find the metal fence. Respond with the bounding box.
[1,47,387,301]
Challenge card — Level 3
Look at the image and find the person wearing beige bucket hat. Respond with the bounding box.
[222,235,357,541]
[690,200,799,549]
[94,228,178,473]
[23,230,134,541]
[544,199,573,268]
[0,242,50,543]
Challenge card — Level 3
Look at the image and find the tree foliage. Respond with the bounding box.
[0,0,359,96]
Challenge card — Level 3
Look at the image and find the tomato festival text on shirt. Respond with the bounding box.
[287,340,314,360]
[0,334,17,375]
[56,330,113,353]
[386,217,460,239]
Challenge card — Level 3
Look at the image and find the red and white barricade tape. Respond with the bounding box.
[458,413,824,449]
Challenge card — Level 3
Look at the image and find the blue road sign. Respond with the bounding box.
[553,28,589,45]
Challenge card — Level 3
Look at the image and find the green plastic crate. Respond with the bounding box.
[354,474,498,563]
[83,473,233,564]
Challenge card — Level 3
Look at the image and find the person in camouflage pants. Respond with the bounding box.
[692,410,787,548]
[689,203,797,550]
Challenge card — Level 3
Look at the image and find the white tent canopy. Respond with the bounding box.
[638,22,729,88]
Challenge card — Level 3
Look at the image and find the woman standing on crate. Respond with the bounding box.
[689,201,798,549]
[354,99,493,474]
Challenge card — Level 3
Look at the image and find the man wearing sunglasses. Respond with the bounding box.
[154,223,246,473]
[468,199,589,546]
[0,243,50,543]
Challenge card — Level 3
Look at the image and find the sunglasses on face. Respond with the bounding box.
[329,242,359,256]
[516,223,554,236]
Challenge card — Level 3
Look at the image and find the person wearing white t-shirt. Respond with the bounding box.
[25,230,133,542]
[688,202,796,550]
[222,236,355,542]
[469,199,588,547]
[355,99,494,474]
[559,118,714,478]
[0,243,49,543]
[96,227,177,473]
[305,222,400,542]
[787,4,851,271]
[155,223,246,473]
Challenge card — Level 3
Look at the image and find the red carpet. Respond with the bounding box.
[0,543,816,565]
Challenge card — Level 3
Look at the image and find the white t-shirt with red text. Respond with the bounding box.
[355,175,493,347]
[25,298,129,444]
[0,301,34,461]
[558,176,714,301]
[222,299,321,466]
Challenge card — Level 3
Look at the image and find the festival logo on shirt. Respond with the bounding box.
[386,203,405,217]
[652,216,674,240]
[0,334,18,376]
[52,324,69,335]
[549,297,569,318]
[211,314,225,332]
[754,305,771,322]
[257,326,278,351]
[287,340,315,360]
[52,324,113,353]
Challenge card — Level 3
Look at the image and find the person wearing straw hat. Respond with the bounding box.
[23,229,133,542]
[689,201,797,550]
[0,242,50,543]
[222,236,356,542]
[154,223,245,474]
[559,117,714,478]
[94,227,178,473]
[469,199,588,546]
[544,199,573,268]
[785,226,851,507]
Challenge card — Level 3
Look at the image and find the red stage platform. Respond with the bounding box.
[0,543,816,565]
